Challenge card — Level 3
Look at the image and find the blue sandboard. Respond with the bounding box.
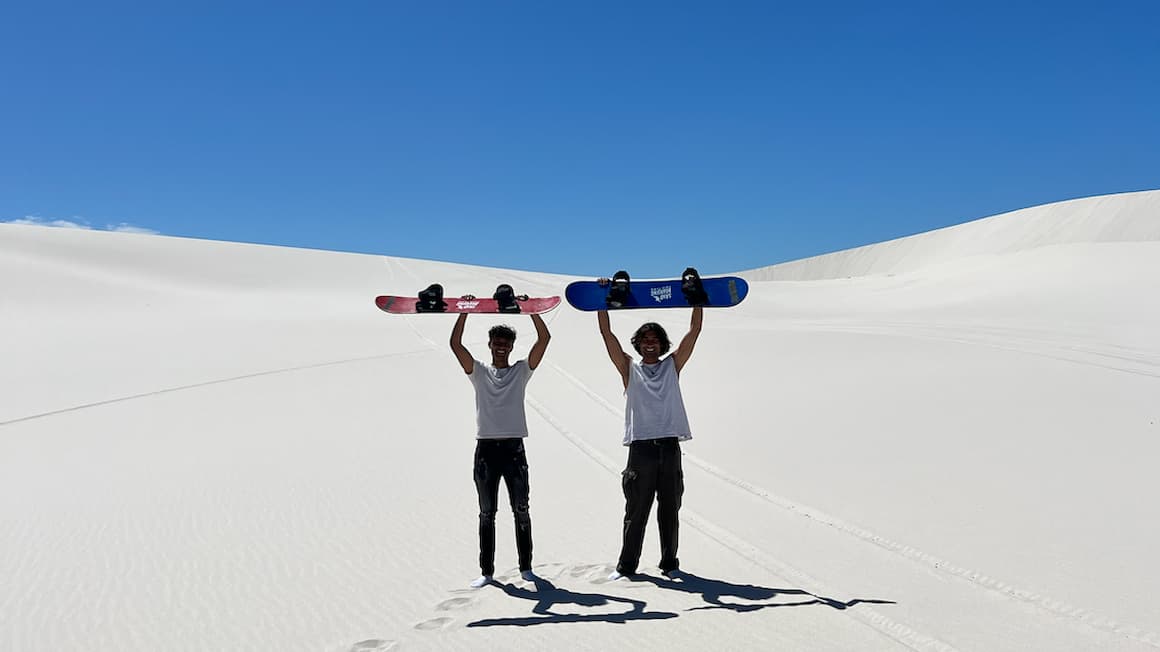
[565,276,749,311]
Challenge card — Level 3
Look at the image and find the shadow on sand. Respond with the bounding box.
[636,571,897,613]
[467,571,895,627]
[466,575,678,627]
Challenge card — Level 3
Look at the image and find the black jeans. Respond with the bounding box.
[473,438,533,576]
[617,437,684,575]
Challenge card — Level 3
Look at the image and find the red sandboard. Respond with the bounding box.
[375,295,562,315]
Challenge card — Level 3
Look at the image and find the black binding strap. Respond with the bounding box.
[681,267,708,306]
[493,284,521,313]
[416,283,447,313]
[606,270,631,308]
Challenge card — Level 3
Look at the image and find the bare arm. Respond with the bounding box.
[598,310,631,388]
[526,313,551,370]
[671,305,703,374]
[449,313,473,374]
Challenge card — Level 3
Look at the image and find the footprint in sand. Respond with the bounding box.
[414,616,453,631]
[412,588,480,631]
[567,563,604,578]
[436,596,474,611]
[349,640,396,652]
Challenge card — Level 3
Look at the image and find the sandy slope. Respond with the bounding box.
[2,191,1158,651]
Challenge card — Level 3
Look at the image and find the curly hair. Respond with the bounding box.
[488,324,517,342]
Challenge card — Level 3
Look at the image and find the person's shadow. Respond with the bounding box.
[636,571,897,613]
[467,575,679,627]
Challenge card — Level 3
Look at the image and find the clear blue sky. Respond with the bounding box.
[3,1,1157,277]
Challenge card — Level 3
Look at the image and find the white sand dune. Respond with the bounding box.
[2,190,1158,651]
[745,190,1160,281]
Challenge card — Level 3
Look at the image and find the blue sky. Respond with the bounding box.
[2,1,1157,278]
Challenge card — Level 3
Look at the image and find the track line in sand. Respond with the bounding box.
[522,391,957,652]
[0,256,438,429]
[788,320,1160,380]
[539,359,1160,649]
[0,349,431,429]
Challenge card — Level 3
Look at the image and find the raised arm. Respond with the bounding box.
[526,313,551,370]
[670,305,703,374]
[598,310,631,388]
[449,313,474,374]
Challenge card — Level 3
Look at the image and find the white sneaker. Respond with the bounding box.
[520,570,538,582]
[607,570,625,581]
[470,575,492,588]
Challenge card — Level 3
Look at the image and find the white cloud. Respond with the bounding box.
[107,223,160,235]
[4,216,160,235]
[7,216,91,229]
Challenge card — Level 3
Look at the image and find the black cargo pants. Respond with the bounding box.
[473,438,533,577]
[616,436,684,575]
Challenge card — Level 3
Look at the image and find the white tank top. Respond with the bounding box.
[623,356,692,445]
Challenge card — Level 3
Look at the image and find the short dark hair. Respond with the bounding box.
[489,324,517,342]
[630,322,671,355]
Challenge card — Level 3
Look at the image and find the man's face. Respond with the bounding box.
[489,337,514,361]
[638,331,662,359]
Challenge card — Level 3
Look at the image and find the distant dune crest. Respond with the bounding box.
[742,190,1160,281]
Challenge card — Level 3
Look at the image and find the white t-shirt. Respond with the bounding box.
[468,359,533,439]
[623,356,692,445]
